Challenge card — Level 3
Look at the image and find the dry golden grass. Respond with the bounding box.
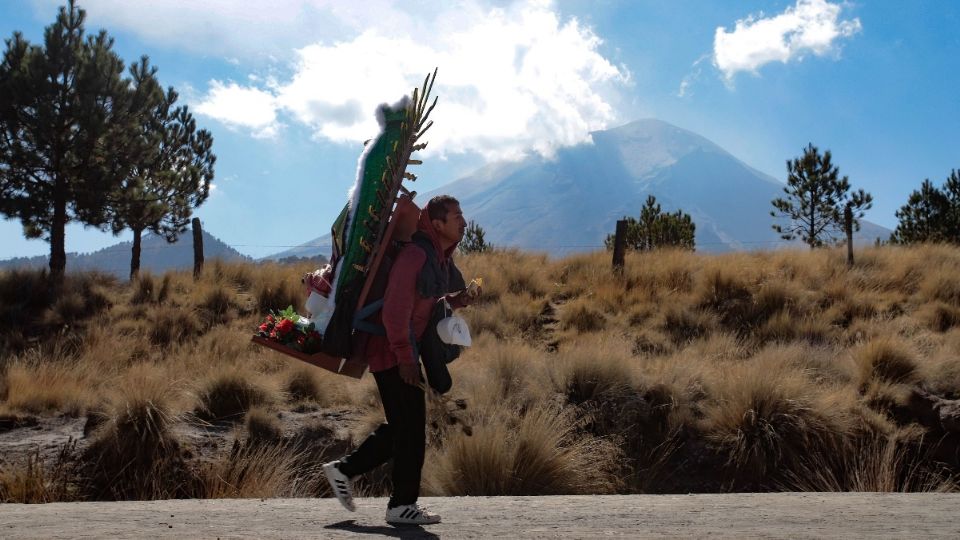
[424,403,621,496]
[784,430,958,492]
[0,443,78,503]
[193,441,316,499]
[701,362,849,481]
[2,345,93,415]
[5,244,960,499]
[82,364,192,500]
[194,370,279,422]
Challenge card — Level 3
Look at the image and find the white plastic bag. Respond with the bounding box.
[436,300,471,347]
[305,290,335,333]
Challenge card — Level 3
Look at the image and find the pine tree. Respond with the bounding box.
[770,143,872,249]
[605,195,695,251]
[106,59,216,279]
[0,1,145,279]
[891,170,960,244]
[458,219,492,254]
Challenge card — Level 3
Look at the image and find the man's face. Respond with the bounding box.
[433,203,466,246]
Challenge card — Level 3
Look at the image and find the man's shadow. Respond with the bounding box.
[325,519,440,539]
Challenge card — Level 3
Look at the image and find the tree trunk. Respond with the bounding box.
[845,205,854,268]
[192,217,204,280]
[612,219,627,272]
[130,227,143,281]
[49,186,68,282]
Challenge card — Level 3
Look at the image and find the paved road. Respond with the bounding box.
[3,493,959,539]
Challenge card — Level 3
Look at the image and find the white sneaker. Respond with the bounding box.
[385,503,441,525]
[322,461,355,512]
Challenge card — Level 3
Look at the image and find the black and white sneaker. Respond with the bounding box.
[322,461,355,512]
[385,503,441,525]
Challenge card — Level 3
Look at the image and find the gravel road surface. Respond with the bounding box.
[3,493,959,539]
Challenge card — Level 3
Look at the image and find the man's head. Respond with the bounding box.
[426,195,466,248]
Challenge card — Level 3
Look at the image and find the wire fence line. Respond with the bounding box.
[53,234,886,254]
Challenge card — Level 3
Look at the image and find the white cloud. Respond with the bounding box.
[41,0,628,159]
[194,81,279,138]
[713,0,861,82]
[119,0,629,160]
[31,0,361,59]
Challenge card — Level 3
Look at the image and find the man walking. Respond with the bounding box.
[323,195,473,526]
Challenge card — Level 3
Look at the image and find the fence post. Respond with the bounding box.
[612,219,627,272]
[192,217,204,280]
[845,204,854,268]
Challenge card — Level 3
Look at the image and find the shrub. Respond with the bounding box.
[148,305,201,347]
[157,274,172,304]
[784,432,958,492]
[702,366,844,484]
[198,285,234,325]
[245,407,283,443]
[0,442,78,503]
[560,300,606,334]
[82,366,191,500]
[131,273,156,305]
[697,267,751,311]
[549,339,634,405]
[661,306,713,345]
[193,441,311,498]
[855,338,918,386]
[2,359,89,415]
[285,368,327,405]
[424,404,621,496]
[918,302,960,333]
[195,372,273,422]
[255,279,302,315]
[920,267,960,305]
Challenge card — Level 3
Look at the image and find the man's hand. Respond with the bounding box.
[451,286,482,308]
[398,362,421,387]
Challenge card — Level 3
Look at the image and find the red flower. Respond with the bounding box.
[266,314,276,323]
[277,319,294,335]
[269,330,277,340]
[259,323,270,333]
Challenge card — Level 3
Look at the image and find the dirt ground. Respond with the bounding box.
[3,493,960,539]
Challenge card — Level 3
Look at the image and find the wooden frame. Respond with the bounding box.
[251,336,367,379]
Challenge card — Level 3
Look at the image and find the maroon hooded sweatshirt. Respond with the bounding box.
[364,209,465,373]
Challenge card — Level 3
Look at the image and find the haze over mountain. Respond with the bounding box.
[269,119,890,259]
[0,230,252,278]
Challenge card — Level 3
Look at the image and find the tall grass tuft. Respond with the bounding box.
[784,431,958,492]
[855,338,919,386]
[702,365,845,484]
[560,299,607,333]
[197,285,235,325]
[425,404,621,496]
[2,356,90,415]
[131,273,156,305]
[195,371,274,422]
[194,441,314,498]
[0,442,78,503]
[245,407,283,443]
[255,277,302,314]
[285,367,327,405]
[82,366,191,500]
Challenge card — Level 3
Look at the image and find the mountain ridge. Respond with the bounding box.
[0,229,256,278]
[268,118,889,259]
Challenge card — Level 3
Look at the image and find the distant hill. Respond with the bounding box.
[265,119,891,258]
[0,230,253,278]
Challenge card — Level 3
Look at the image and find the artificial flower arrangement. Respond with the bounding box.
[256,305,324,354]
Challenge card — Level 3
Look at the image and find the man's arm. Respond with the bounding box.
[382,246,426,384]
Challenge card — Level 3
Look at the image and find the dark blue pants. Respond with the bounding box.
[337,365,426,508]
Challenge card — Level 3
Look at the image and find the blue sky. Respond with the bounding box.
[1,0,958,259]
